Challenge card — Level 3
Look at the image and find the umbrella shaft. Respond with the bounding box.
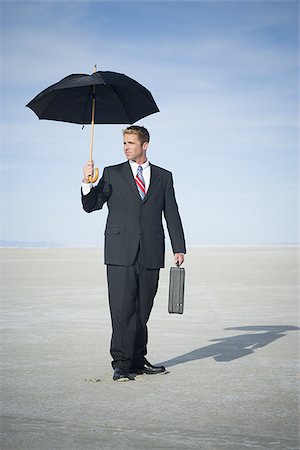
[89,86,96,162]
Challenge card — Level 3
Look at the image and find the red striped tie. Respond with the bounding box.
[135,166,146,200]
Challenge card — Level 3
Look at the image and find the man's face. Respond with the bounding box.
[123,132,148,162]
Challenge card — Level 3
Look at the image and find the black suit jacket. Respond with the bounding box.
[81,161,186,268]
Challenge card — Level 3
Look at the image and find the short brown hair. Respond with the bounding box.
[123,125,150,144]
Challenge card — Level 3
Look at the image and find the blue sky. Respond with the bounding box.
[1,1,298,246]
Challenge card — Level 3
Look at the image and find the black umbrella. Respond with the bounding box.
[26,66,159,182]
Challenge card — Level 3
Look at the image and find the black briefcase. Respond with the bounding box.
[168,266,185,314]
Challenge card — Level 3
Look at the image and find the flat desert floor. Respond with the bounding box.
[1,247,299,449]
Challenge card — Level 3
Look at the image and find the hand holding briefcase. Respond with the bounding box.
[168,265,185,314]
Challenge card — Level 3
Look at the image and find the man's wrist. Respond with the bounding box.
[81,181,92,196]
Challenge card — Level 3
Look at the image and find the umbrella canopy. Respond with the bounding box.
[26,71,159,124]
[26,69,159,183]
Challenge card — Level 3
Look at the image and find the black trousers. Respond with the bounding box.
[106,250,160,369]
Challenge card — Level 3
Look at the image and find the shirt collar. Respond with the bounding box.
[129,159,150,171]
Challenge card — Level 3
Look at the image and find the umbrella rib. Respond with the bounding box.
[108,85,134,124]
[33,85,92,124]
[34,90,63,120]
[39,90,76,121]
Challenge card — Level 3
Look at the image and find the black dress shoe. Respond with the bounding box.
[130,360,166,375]
[113,367,134,381]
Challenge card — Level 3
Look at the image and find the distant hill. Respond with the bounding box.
[0,241,64,248]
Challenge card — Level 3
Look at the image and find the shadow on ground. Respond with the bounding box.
[159,325,300,367]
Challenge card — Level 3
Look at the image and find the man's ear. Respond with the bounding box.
[142,142,149,152]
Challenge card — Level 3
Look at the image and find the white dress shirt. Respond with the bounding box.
[128,159,151,192]
[82,159,151,195]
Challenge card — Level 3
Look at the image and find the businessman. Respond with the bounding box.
[82,126,186,381]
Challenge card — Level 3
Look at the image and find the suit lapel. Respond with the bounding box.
[143,164,160,203]
[122,161,141,202]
